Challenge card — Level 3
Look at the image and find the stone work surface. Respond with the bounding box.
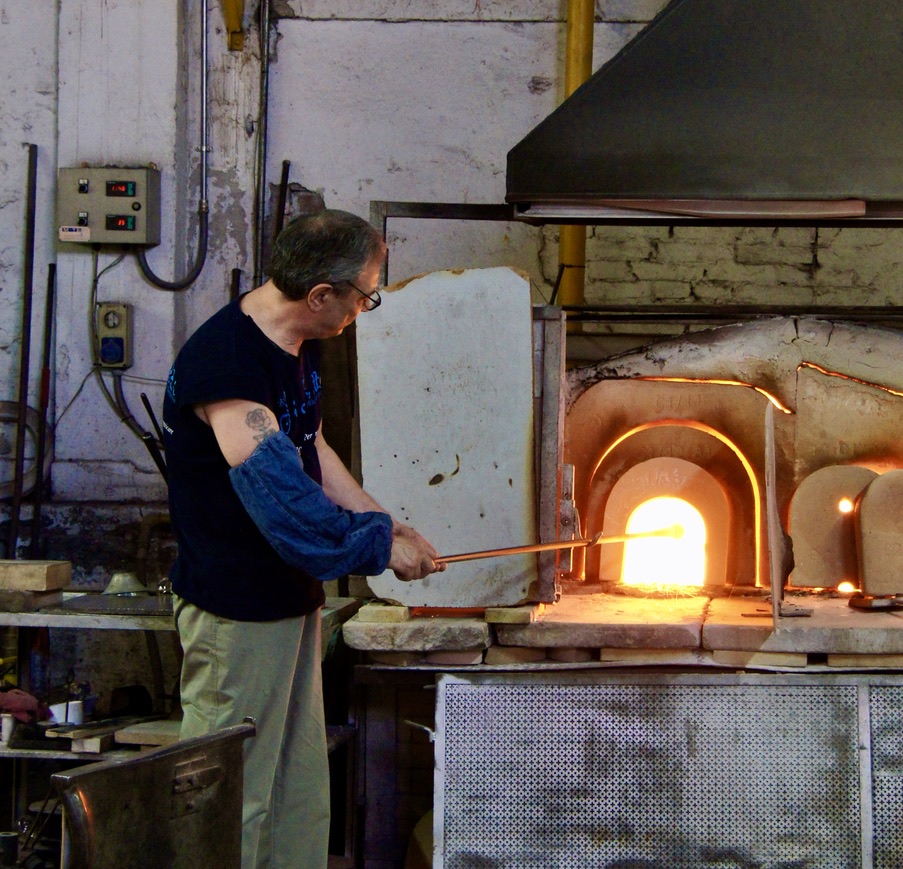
[343,615,490,653]
[494,594,707,649]
[345,594,903,660]
[703,596,903,655]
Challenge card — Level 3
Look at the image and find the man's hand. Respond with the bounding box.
[388,523,447,581]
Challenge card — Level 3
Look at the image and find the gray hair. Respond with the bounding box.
[269,209,386,301]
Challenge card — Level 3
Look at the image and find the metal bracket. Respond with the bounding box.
[171,757,224,818]
[849,593,903,610]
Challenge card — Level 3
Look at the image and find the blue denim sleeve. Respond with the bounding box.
[228,432,393,581]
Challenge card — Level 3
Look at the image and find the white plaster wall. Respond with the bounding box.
[1,0,260,504]
[2,0,903,512]
[268,3,658,290]
[0,0,59,472]
[52,0,182,502]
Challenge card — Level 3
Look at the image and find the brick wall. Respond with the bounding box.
[540,225,903,309]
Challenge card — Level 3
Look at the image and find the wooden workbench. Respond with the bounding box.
[0,595,363,827]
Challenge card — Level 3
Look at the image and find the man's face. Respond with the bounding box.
[320,257,383,337]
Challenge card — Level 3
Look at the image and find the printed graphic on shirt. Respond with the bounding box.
[277,391,294,434]
[277,365,321,440]
[166,366,176,401]
[300,369,321,416]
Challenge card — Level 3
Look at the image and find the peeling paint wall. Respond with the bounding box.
[268,1,663,288]
[0,0,902,792]
[0,0,902,530]
[0,0,58,503]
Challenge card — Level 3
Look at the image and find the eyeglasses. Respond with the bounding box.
[343,280,382,311]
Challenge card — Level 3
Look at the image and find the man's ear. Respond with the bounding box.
[306,283,332,312]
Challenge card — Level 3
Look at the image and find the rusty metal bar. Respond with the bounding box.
[437,526,682,564]
[560,303,903,323]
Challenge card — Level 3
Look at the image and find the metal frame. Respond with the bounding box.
[532,306,566,601]
[368,201,567,603]
[368,200,516,285]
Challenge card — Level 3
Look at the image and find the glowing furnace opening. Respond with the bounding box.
[621,497,706,588]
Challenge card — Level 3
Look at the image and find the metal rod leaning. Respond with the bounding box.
[436,525,683,564]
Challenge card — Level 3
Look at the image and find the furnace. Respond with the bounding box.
[346,274,903,867]
[353,299,903,613]
[561,317,903,604]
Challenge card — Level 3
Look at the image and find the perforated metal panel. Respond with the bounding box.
[434,674,901,869]
[870,687,903,867]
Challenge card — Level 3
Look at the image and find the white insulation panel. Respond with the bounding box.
[357,267,537,607]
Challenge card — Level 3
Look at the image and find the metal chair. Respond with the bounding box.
[51,723,254,869]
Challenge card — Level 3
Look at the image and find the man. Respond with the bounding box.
[162,209,444,868]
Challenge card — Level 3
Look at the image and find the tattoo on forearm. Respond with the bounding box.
[246,408,278,443]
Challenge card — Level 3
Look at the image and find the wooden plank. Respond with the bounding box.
[71,733,114,754]
[0,560,71,591]
[46,715,165,740]
[114,719,181,747]
[0,608,175,631]
[712,649,808,668]
[0,589,63,612]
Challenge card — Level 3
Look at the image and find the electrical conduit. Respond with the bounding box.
[556,0,594,317]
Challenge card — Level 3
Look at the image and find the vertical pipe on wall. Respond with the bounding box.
[199,0,210,208]
[275,159,291,239]
[221,0,246,50]
[253,0,272,287]
[557,0,594,313]
[135,0,209,290]
[28,263,56,559]
[5,143,38,560]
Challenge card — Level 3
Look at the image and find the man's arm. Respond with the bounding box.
[198,399,442,580]
[197,397,280,468]
[315,425,445,579]
[315,425,385,513]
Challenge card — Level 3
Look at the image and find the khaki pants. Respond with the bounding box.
[175,597,329,869]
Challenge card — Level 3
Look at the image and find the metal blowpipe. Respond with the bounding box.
[436,525,684,564]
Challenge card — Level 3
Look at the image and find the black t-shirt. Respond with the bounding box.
[162,296,326,620]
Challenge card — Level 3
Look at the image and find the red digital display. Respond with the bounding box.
[105,214,136,231]
[106,180,136,197]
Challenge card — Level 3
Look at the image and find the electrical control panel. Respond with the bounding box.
[58,167,161,245]
[95,302,133,369]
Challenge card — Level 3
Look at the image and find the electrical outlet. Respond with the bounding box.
[95,302,133,369]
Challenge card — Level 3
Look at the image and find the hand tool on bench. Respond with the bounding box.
[436,525,683,564]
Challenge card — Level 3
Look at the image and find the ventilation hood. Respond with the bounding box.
[507,0,903,224]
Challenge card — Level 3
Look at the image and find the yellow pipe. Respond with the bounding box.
[557,0,594,312]
[221,0,245,51]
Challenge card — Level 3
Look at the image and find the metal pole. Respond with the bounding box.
[275,159,291,238]
[6,143,38,560]
[28,263,56,558]
[556,0,594,316]
[253,0,272,287]
[437,526,683,564]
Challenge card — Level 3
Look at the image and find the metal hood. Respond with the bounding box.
[507,0,903,224]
